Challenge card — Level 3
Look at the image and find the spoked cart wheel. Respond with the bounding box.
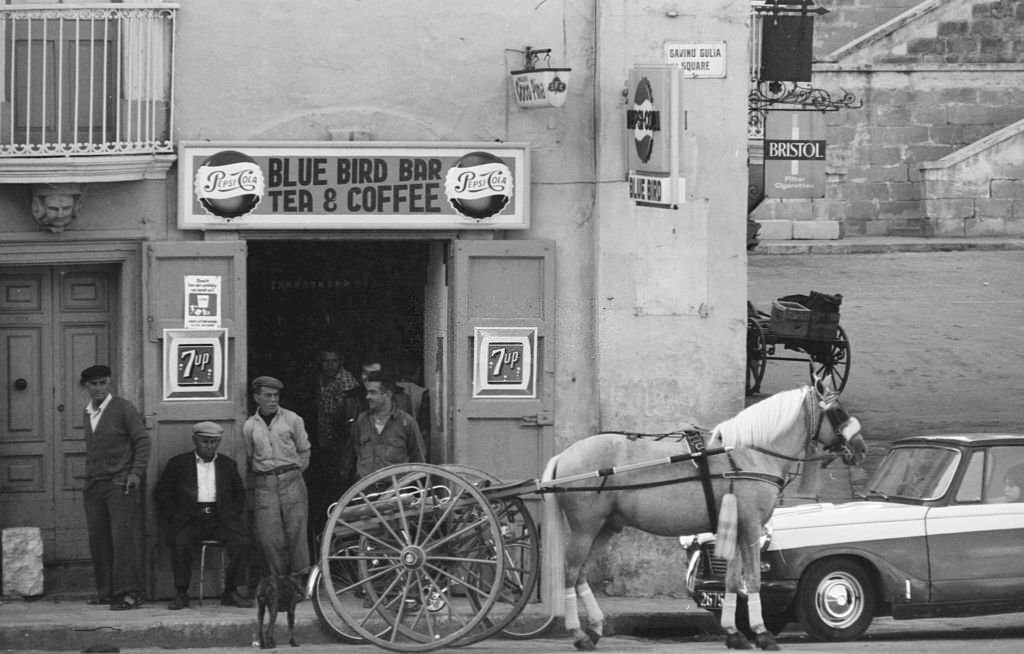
[310,531,378,644]
[440,464,553,643]
[809,324,851,393]
[746,317,768,395]
[319,463,505,653]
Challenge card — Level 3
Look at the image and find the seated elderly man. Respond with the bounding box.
[154,421,253,609]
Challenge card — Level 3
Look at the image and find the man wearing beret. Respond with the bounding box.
[242,376,312,577]
[80,364,150,610]
[154,421,253,610]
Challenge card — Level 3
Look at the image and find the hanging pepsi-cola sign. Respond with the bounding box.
[180,142,529,230]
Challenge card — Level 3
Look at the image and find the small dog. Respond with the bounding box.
[256,572,305,649]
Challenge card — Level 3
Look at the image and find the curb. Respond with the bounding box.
[751,237,1024,255]
[0,610,333,652]
[0,597,717,651]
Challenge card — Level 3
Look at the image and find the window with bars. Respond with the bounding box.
[0,2,175,157]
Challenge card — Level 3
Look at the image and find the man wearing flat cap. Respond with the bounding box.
[80,364,150,610]
[154,421,252,609]
[242,376,312,578]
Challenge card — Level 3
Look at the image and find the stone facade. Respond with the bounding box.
[814,0,923,55]
[754,0,1024,237]
[922,117,1024,236]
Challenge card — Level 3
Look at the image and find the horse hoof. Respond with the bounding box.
[573,637,596,651]
[755,632,780,651]
[725,631,753,650]
[584,627,601,647]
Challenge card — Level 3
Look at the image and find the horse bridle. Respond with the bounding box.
[808,383,862,460]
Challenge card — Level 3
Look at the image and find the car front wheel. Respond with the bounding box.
[796,558,875,642]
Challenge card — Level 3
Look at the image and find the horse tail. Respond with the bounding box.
[540,451,563,540]
[715,493,738,562]
[540,452,566,615]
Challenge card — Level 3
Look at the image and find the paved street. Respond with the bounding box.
[749,249,1024,498]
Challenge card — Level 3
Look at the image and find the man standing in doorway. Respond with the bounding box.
[352,371,427,484]
[80,364,150,610]
[309,348,361,542]
[396,359,431,461]
[242,376,311,578]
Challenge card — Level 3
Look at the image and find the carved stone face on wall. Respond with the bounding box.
[31,183,83,233]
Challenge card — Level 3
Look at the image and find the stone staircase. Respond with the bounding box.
[921,117,1024,237]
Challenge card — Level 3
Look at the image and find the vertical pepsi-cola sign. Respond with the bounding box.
[625,66,681,209]
[763,111,826,198]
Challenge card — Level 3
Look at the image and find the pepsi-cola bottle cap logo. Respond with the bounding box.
[444,151,513,220]
[194,150,265,220]
[631,77,656,164]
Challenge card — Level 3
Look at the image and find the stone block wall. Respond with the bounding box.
[820,70,1024,236]
[877,0,1024,64]
[759,0,1024,237]
[922,117,1024,236]
[813,0,922,56]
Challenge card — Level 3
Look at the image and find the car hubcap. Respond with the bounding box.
[815,571,863,629]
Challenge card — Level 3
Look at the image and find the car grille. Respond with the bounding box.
[702,545,728,578]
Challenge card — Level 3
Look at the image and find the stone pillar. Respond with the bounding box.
[2,527,44,597]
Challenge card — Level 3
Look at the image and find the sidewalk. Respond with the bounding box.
[751,235,1024,255]
[0,594,714,651]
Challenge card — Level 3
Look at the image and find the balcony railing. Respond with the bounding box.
[0,3,176,161]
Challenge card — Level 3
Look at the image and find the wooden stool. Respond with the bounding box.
[198,539,226,606]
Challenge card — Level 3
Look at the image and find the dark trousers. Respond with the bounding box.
[170,514,250,593]
[83,478,144,600]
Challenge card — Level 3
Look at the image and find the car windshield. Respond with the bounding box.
[865,445,960,501]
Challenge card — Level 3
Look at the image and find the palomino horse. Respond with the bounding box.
[541,379,865,651]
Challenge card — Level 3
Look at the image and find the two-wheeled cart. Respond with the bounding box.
[746,291,850,396]
[310,463,552,652]
[312,445,732,652]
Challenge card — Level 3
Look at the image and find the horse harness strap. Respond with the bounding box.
[683,431,721,532]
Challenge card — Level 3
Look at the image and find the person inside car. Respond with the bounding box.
[999,463,1024,502]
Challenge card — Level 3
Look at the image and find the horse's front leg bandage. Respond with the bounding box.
[720,592,738,632]
[746,592,766,632]
[563,588,580,631]
[576,582,605,635]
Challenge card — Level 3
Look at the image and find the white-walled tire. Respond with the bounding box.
[796,558,875,642]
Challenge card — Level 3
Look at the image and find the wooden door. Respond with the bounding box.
[450,240,555,478]
[0,265,117,561]
[144,240,247,597]
[450,239,558,610]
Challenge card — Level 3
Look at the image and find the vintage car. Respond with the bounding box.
[683,433,1024,641]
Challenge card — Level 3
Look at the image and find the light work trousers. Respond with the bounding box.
[252,468,309,576]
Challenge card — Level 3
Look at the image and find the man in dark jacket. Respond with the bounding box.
[81,364,150,610]
[154,421,252,609]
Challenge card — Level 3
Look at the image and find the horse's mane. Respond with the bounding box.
[712,386,810,449]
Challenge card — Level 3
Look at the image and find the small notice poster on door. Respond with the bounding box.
[185,275,222,329]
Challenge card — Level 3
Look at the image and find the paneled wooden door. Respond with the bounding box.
[0,265,117,562]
